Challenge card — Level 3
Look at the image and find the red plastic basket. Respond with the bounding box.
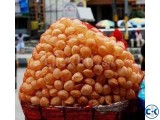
[21,101,41,120]
[41,107,64,120]
[65,107,93,120]
[20,100,130,120]
[94,112,117,120]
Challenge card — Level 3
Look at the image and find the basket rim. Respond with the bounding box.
[20,100,129,112]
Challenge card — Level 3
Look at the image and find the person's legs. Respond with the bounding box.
[20,43,25,54]
[16,44,21,54]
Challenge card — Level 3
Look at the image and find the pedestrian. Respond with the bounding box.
[16,33,25,54]
[135,30,145,47]
[130,30,136,48]
[141,43,145,71]
[110,28,128,49]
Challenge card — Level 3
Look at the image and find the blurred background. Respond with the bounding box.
[15,0,145,119]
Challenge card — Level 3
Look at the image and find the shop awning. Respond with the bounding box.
[87,0,136,5]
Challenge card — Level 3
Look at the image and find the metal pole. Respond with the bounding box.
[124,0,129,40]
[112,0,118,28]
[83,0,87,7]
[56,0,58,20]
[50,0,51,24]
[15,46,17,90]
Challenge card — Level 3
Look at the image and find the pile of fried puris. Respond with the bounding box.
[19,18,144,107]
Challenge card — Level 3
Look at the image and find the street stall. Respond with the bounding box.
[99,27,145,66]
[96,20,115,29]
[18,18,144,120]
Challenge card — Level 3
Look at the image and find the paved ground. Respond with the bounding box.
[15,46,34,120]
[15,68,26,120]
[16,54,32,59]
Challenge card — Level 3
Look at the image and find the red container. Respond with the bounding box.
[41,107,64,120]
[94,111,117,120]
[21,101,128,120]
[65,107,93,120]
[21,101,41,120]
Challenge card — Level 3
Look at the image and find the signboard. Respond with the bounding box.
[77,7,95,22]
[136,0,145,4]
[15,0,29,14]
[75,0,86,7]
[63,2,77,19]
[15,2,20,13]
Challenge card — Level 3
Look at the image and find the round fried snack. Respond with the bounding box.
[89,91,100,99]
[81,84,93,96]
[35,91,43,98]
[77,63,85,73]
[49,88,58,97]
[103,55,114,64]
[98,96,105,105]
[112,87,120,95]
[77,96,89,106]
[83,69,95,78]
[19,18,144,107]
[72,72,83,83]
[51,97,62,106]
[118,77,126,87]
[53,68,61,79]
[57,90,69,100]
[80,46,92,58]
[117,66,128,77]
[60,69,72,82]
[105,95,112,105]
[88,100,99,106]
[113,95,121,103]
[96,75,106,85]
[54,80,63,90]
[102,84,111,95]
[119,88,127,97]
[85,78,95,86]
[31,96,40,105]
[115,59,124,68]
[83,58,94,69]
[93,65,103,75]
[93,55,102,65]
[104,70,114,78]
[64,96,75,105]
[124,81,133,90]
[108,78,118,88]
[126,89,136,100]
[40,97,49,107]
[94,82,103,94]
[70,90,81,98]
[64,80,75,92]
[21,83,34,95]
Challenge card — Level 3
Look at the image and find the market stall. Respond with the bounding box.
[18,18,145,120]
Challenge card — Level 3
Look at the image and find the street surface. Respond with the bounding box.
[15,68,25,120]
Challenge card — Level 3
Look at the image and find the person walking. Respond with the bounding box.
[16,33,25,54]
[110,28,128,49]
[141,43,145,71]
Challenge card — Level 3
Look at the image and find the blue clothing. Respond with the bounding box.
[138,79,145,110]
[16,35,25,52]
